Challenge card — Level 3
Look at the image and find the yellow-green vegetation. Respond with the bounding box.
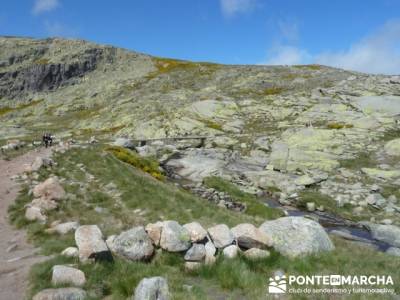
[327,122,354,129]
[263,86,285,95]
[153,57,198,74]
[34,58,50,65]
[203,176,284,220]
[201,119,223,131]
[0,99,43,116]
[106,146,165,180]
[294,64,323,70]
[8,146,400,299]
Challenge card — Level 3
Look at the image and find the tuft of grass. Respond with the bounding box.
[263,87,285,95]
[327,122,354,130]
[203,176,284,220]
[34,58,50,65]
[339,152,376,170]
[201,119,223,131]
[293,64,323,70]
[106,146,165,180]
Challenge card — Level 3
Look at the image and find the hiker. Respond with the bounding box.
[42,133,53,148]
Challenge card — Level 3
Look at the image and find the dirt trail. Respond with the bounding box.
[0,147,52,300]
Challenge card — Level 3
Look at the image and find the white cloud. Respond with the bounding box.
[264,45,311,65]
[33,0,59,15]
[262,20,400,74]
[220,0,257,18]
[277,19,299,43]
[316,20,400,75]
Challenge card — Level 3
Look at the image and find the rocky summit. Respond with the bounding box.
[1,36,400,299]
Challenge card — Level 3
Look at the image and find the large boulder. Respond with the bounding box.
[33,288,86,300]
[47,221,80,235]
[384,138,400,156]
[110,227,154,261]
[183,222,207,242]
[362,223,400,248]
[259,217,334,258]
[159,221,191,252]
[74,225,111,262]
[52,265,86,287]
[222,245,239,259]
[25,206,47,223]
[231,223,271,249]
[33,177,66,201]
[133,276,169,300]
[207,224,234,249]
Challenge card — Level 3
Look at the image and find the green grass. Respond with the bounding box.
[263,87,285,95]
[297,190,375,222]
[339,152,376,170]
[10,146,400,299]
[203,176,284,220]
[28,237,400,299]
[0,99,43,116]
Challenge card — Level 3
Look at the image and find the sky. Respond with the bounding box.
[1,0,400,74]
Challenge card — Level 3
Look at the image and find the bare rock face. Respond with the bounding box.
[259,217,334,258]
[33,177,66,201]
[110,227,154,261]
[231,223,271,249]
[183,222,207,242]
[133,276,169,300]
[74,225,111,262]
[207,224,234,249]
[0,48,103,98]
[32,288,87,300]
[159,221,191,252]
[52,265,86,287]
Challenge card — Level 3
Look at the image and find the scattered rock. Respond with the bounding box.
[230,223,271,249]
[113,137,135,149]
[184,244,206,262]
[145,222,163,246]
[133,276,169,300]
[183,222,207,242]
[52,265,86,287]
[61,247,79,258]
[243,248,270,259]
[259,217,334,258]
[48,221,79,235]
[110,227,154,261]
[32,288,87,300]
[362,223,400,248]
[223,245,239,258]
[207,224,234,249]
[184,261,202,271]
[386,247,400,257]
[74,225,111,262]
[33,177,66,201]
[159,221,191,252]
[25,206,47,223]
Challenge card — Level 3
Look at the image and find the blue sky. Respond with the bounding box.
[1,0,400,74]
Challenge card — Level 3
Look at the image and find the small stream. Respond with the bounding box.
[265,198,391,251]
